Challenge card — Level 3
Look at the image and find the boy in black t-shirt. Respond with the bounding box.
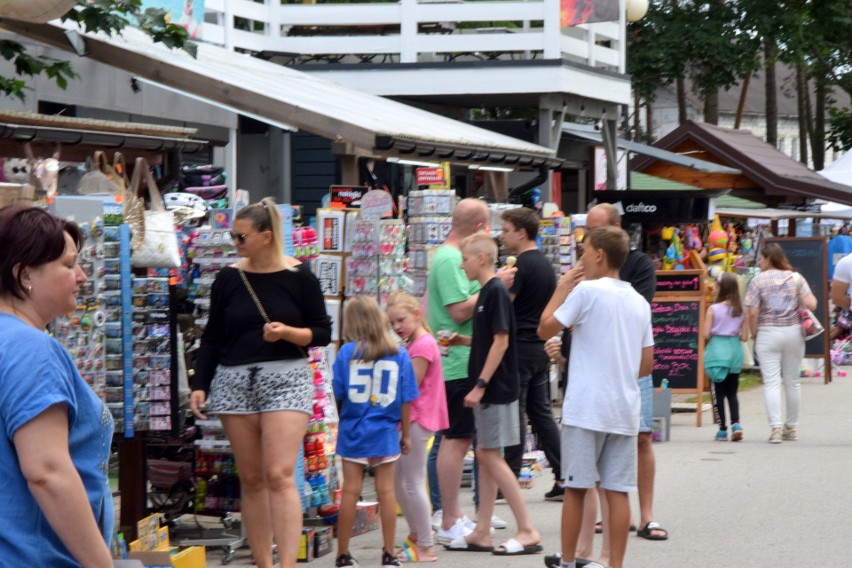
[445,232,541,555]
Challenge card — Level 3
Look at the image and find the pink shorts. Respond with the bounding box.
[343,454,400,467]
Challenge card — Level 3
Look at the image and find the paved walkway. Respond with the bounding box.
[205,367,852,567]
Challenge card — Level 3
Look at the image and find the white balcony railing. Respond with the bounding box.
[200,0,624,72]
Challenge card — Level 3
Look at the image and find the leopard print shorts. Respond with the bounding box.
[207,359,313,415]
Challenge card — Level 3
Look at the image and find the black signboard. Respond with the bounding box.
[656,271,702,294]
[593,190,717,224]
[651,299,701,390]
[766,237,828,358]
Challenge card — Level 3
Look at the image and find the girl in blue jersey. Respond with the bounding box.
[333,296,420,568]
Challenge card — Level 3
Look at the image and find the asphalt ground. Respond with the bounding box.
[203,366,852,567]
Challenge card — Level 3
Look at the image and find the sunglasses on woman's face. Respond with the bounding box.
[229,231,265,244]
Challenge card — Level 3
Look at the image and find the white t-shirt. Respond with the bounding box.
[833,253,852,291]
[554,277,654,436]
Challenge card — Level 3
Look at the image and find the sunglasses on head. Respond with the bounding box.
[229,231,265,244]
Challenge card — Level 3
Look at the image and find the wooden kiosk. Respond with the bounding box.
[651,270,707,426]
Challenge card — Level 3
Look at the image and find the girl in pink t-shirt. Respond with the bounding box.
[386,292,449,562]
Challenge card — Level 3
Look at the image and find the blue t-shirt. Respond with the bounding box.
[332,343,419,458]
[0,314,114,566]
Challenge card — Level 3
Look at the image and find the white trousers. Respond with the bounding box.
[754,325,804,429]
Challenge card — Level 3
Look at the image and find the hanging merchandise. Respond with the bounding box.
[131,157,182,269]
[406,189,455,297]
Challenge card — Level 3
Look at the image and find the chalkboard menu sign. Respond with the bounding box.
[655,270,702,294]
[766,238,828,358]
[651,299,702,390]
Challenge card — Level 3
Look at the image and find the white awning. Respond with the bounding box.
[0,19,560,169]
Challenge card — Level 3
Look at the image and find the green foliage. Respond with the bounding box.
[828,108,852,152]
[0,0,196,101]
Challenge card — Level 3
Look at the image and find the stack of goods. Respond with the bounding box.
[406,189,455,296]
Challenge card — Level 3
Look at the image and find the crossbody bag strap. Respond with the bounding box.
[238,268,271,324]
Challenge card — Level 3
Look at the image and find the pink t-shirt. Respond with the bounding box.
[406,333,449,433]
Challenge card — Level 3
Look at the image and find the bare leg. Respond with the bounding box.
[478,447,539,546]
[575,487,598,559]
[597,486,611,566]
[258,411,311,568]
[637,432,664,537]
[604,490,631,568]
[337,460,365,559]
[220,414,274,568]
[560,488,587,563]
[464,447,497,547]
[373,461,399,556]
[437,437,472,530]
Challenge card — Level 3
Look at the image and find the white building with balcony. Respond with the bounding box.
[0,0,635,213]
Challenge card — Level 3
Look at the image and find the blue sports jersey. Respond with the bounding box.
[332,343,419,458]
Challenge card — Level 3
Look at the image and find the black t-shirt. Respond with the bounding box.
[620,249,656,304]
[469,278,519,404]
[509,249,557,344]
[192,264,333,393]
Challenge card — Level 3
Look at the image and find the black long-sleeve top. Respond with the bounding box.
[191,264,332,393]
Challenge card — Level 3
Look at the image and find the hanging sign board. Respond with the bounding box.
[416,167,445,186]
[330,186,364,208]
[359,189,394,219]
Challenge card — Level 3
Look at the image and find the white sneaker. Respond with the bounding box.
[430,509,443,532]
[436,517,474,546]
[491,514,508,530]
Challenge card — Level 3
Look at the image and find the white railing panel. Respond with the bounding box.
[275,5,402,26]
[413,32,545,53]
[229,0,274,23]
[274,36,402,55]
[414,2,546,22]
[202,24,225,46]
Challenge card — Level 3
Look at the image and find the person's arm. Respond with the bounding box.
[796,274,818,312]
[703,305,715,341]
[831,278,851,310]
[265,268,333,346]
[191,270,230,418]
[400,402,411,455]
[446,295,478,324]
[538,264,585,340]
[639,345,654,378]
[411,357,429,387]
[739,315,750,343]
[14,405,113,568]
[463,331,509,407]
[448,333,471,347]
[748,306,760,340]
[544,338,566,372]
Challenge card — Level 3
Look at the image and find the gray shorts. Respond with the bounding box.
[560,425,637,493]
[207,360,313,415]
[474,400,519,449]
[638,375,653,433]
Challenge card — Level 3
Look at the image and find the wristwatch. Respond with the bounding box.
[475,378,489,389]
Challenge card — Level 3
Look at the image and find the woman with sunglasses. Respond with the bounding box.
[190,198,332,568]
[0,206,114,566]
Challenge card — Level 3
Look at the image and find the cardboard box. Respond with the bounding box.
[298,528,316,562]
[314,526,334,558]
[352,501,379,537]
[0,183,33,208]
[128,546,205,568]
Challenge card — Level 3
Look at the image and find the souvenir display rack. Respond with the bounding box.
[406,189,455,296]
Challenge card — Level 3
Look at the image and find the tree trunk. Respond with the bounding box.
[677,75,687,124]
[764,41,778,147]
[645,102,654,142]
[734,65,753,129]
[796,64,809,164]
[813,74,827,170]
[704,91,719,125]
[633,88,641,139]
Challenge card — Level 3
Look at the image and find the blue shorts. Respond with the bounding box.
[638,375,653,433]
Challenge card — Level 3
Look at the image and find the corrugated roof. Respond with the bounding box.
[632,121,852,206]
[0,20,558,167]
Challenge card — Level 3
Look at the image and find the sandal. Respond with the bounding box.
[636,521,668,540]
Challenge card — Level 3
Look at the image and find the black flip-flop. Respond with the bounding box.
[636,521,668,541]
[444,536,494,552]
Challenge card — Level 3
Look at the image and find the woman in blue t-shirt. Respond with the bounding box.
[332,296,419,568]
[0,206,114,567]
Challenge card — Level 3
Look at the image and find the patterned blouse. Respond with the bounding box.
[744,269,812,327]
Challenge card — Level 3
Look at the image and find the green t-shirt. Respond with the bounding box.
[427,245,481,381]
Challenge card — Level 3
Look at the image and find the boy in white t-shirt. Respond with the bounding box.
[537,226,654,568]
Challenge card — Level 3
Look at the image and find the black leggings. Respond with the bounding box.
[711,372,740,429]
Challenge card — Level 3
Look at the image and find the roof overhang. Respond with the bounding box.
[562,123,741,174]
[632,121,852,206]
[0,19,559,170]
